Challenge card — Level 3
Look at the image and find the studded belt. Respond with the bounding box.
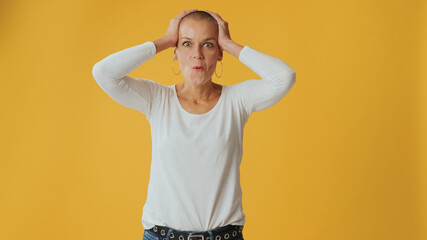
[148,224,244,240]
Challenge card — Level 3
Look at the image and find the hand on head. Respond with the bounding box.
[162,10,234,50]
[205,10,233,52]
[163,9,198,48]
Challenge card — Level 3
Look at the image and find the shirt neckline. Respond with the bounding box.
[172,84,225,117]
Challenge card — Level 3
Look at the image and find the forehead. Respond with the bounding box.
[179,19,218,39]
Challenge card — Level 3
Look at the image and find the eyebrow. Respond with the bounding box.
[181,37,216,41]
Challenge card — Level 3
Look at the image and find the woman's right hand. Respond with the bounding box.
[165,9,198,46]
[153,9,198,53]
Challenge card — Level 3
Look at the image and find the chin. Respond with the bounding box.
[185,74,212,85]
[189,79,209,86]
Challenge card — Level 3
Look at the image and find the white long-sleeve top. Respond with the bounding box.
[92,41,296,231]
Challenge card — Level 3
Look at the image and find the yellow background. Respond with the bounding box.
[1,0,426,239]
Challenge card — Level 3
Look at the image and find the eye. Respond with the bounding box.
[182,41,213,47]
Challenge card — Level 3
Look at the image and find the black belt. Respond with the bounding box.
[148,224,244,240]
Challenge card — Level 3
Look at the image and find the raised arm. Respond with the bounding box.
[206,10,296,115]
[92,9,198,116]
[236,46,296,114]
[92,41,158,115]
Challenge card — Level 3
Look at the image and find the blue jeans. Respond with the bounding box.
[143,227,245,240]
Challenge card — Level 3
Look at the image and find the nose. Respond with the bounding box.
[192,47,204,59]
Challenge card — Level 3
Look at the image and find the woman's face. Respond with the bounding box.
[174,18,222,85]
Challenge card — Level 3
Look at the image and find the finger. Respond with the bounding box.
[205,10,219,19]
[206,12,222,25]
[207,13,226,28]
[205,10,225,22]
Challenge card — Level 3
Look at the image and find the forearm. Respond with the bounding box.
[153,36,175,54]
[236,46,296,114]
[92,42,156,81]
[91,42,159,114]
[239,45,296,88]
[221,40,244,59]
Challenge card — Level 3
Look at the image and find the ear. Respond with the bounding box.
[173,47,178,60]
[218,50,223,61]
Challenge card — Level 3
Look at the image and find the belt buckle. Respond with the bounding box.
[188,234,204,240]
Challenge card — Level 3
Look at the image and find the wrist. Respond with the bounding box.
[153,36,175,54]
[222,40,244,58]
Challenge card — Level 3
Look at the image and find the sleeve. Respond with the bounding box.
[236,45,296,115]
[91,41,160,117]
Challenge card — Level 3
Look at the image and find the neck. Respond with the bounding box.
[177,81,221,103]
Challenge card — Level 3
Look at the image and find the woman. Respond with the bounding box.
[92,9,296,240]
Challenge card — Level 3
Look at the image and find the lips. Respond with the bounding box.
[192,66,204,70]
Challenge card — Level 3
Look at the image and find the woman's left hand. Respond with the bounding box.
[205,10,233,50]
